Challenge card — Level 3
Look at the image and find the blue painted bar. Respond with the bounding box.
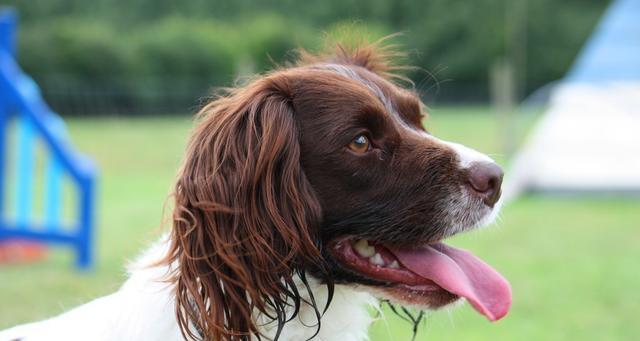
[76,176,95,269]
[0,8,16,57]
[0,226,78,244]
[44,115,66,230]
[0,111,7,217]
[0,9,98,270]
[1,61,93,184]
[44,154,63,229]
[0,9,15,223]
[15,116,34,225]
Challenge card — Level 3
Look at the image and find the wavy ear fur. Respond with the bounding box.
[164,74,326,340]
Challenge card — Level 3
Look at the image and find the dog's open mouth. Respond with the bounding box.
[330,237,511,321]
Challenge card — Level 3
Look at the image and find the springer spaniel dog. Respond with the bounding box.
[0,40,511,341]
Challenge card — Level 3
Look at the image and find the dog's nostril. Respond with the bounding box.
[467,161,504,207]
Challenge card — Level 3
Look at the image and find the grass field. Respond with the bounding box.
[1,107,638,340]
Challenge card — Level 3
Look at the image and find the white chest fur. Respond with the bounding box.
[0,240,377,341]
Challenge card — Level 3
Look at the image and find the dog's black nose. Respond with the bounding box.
[467,161,503,207]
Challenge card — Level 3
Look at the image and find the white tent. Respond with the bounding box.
[503,0,640,199]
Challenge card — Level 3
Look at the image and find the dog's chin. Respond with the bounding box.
[324,205,507,317]
[478,196,503,228]
[442,190,503,237]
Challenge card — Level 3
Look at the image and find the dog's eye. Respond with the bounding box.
[348,135,370,154]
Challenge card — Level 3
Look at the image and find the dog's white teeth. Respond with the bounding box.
[354,239,375,258]
[353,240,401,269]
[370,253,385,266]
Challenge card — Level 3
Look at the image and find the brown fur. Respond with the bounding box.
[165,75,325,340]
[162,38,479,340]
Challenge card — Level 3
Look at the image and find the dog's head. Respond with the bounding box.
[166,40,511,340]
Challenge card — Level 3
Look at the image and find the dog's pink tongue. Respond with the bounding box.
[389,243,511,321]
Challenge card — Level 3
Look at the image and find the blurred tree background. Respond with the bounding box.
[5,0,610,115]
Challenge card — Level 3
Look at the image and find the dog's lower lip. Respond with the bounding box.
[398,283,443,292]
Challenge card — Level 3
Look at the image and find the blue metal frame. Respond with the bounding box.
[0,8,97,270]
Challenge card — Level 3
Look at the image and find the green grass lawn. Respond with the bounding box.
[1,107,638,340]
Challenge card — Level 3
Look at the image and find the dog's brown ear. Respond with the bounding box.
[298,34,410,82]
[165,75,325,340]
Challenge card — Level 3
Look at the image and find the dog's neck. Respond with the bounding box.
[124,238,377,341]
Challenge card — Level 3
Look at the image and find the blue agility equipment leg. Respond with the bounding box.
[15,116,35,225]
[0,9,98,270]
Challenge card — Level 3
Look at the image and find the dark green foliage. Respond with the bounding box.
[3,0,610,114]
